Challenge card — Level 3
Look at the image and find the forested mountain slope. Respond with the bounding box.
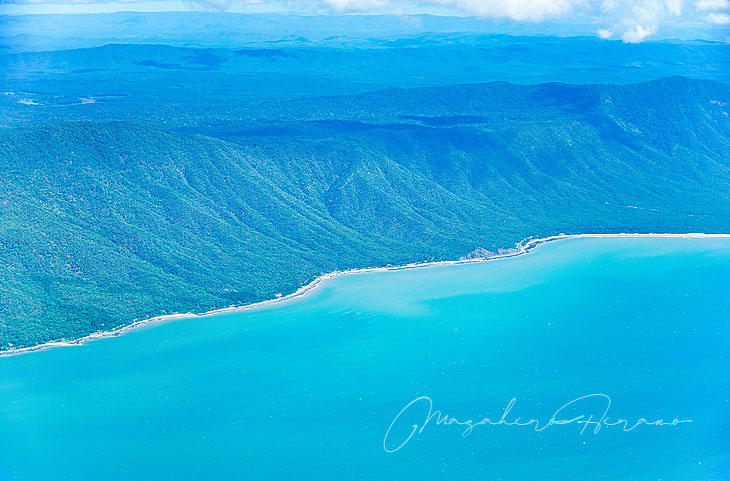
[1,77,729,348]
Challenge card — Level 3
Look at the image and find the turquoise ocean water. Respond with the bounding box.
[1,237,729,480]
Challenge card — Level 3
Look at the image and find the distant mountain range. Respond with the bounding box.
[2,38,729,131]
[2,12,729,52]
[1,76,729,349]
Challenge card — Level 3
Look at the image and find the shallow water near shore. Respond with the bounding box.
[1,237,729,480]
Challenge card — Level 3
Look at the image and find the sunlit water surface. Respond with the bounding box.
[1,237,729,480]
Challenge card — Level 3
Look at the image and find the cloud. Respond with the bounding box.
[707,11,730,21]
[188,0,254,10]
[620,22,657,42]
[317,0,689,41]
[0,0,146,3]
[425,0,582,22]
[198,0,234,9]
[1,0,716,43]
[324,0,387,11]
[693,0,730,23]
[695,0,729,10]
[666,0,683,15]
[599,0,684,43]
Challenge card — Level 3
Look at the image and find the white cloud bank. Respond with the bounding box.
[424,0,579,22]
[597,0,685,43]
[693,0,730,25]
[695,0,729,10]
[314,0,692,42]
[707,11,730,21]
[193,0,700,42]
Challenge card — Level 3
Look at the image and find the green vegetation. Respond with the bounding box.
[1,77,729,349]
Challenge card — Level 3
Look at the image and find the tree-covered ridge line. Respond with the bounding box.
[1,77,729,349]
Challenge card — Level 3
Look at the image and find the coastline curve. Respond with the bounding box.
[2,232,729,358]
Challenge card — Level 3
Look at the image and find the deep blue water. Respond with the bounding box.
[1,237,729,480]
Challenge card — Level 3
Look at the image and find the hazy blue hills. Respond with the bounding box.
[2,38,730,130]
[3,12,729,52]
[1,77,729,349]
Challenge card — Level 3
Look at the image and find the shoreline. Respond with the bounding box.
[2,232,729,358]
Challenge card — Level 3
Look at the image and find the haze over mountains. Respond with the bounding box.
[3,12,729,52]
[0,14,729,349]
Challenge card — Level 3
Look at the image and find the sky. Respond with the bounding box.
[0,0,727,42]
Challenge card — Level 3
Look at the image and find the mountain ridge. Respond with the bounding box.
[1,77,729,348]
